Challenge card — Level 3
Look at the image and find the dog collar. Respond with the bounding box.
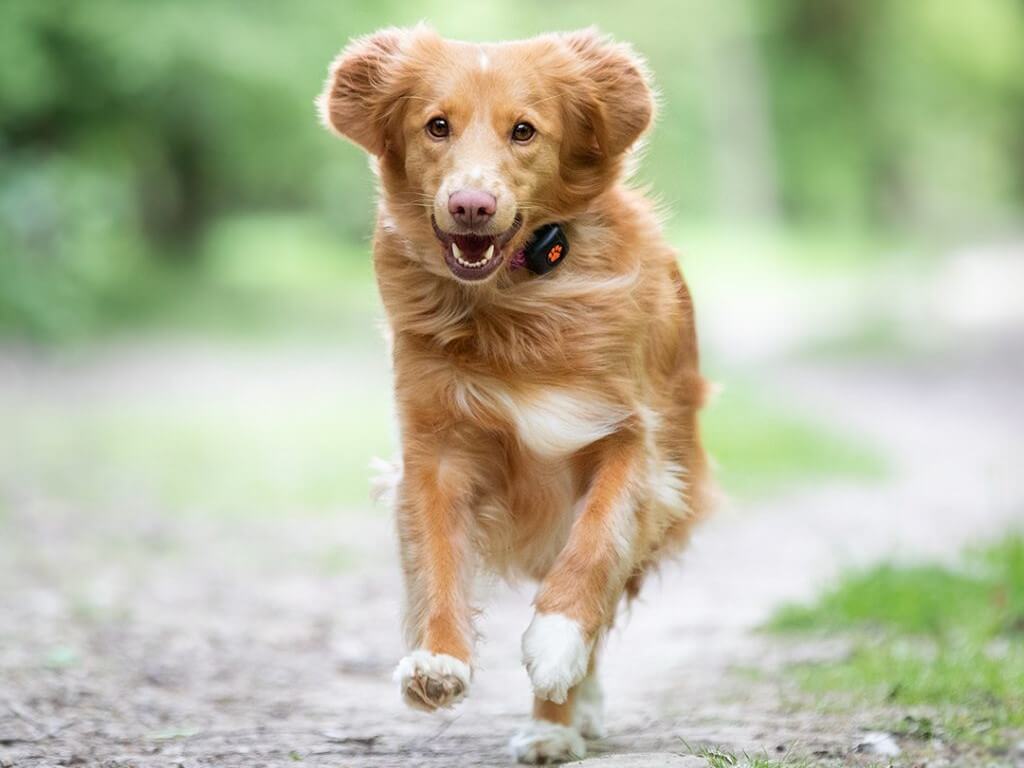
[509,223,569,275]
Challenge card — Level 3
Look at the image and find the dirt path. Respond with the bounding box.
[1,340,1021,767]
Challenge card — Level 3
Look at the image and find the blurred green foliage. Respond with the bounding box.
[1,0,1022,339]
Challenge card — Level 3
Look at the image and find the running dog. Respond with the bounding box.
[319,26,711,763]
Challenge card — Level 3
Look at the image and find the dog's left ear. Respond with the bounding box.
[317,27,424,156]
[562,29,655,158]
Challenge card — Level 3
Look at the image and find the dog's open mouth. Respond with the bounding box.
[432,216,522,282]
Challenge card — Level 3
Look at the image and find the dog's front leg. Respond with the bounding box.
[522,432,643,705]
[393,453,476,712]
[511,433,639,762]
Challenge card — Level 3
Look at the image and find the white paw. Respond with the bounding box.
[510,720,586,764]
[393,650,470,712]
[573,672,606,739]
[521,613,592,704]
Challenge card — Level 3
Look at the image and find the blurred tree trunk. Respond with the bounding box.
[139,126,208,258]
[692,0,781,226]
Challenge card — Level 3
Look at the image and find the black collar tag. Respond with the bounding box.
[521,223,569,275]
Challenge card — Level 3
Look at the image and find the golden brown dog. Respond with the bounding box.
[319,26,711,763]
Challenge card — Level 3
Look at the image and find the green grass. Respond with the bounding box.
[797,314,918,362]
[0,355,395,519]
[702,383,886,498]
[688,743,811,768]
[769,535,1024,745]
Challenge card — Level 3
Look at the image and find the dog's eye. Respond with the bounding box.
[426,117,450,139]
[511,122,536,143]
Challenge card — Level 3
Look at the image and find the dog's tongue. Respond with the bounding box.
[452,234,493,263]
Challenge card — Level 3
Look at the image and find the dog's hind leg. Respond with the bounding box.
[510,647,603,763]
[509,689,585,764]
[573,653,606,739]
[392,454,476,712]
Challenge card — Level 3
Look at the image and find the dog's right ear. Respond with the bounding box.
[317,28,414,156]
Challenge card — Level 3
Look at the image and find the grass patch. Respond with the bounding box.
[797,314,917,362]
[0,351,395,518]
[769,535,1024,745]
[686,742,810,768]
[702,384,886,498]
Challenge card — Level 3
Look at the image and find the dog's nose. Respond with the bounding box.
[448,189,496,229]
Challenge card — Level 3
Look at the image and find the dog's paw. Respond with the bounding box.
[521,613,591,704]
[510,720,586,764]
[394,650,470,712]
[573,673,606,739]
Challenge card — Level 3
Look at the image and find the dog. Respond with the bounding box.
[318,26,711,764]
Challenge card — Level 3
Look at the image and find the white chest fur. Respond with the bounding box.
[452,377,629,458]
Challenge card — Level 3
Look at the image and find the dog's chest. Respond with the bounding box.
[450,376,628,458]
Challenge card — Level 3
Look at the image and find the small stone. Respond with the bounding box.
[855,731,901,758]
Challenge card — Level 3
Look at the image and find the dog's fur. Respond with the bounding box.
[319,26,711,763]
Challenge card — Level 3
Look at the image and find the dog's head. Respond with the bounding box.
[318,26,655,284]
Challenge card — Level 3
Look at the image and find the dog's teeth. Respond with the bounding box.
[450,242,496,269]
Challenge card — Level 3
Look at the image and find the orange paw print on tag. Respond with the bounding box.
[547,244,563,263]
